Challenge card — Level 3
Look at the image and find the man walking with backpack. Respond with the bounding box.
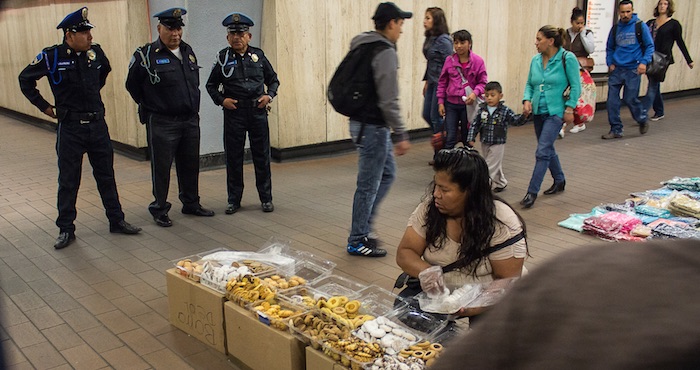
[344,2,411,257]
[603,0,654,139]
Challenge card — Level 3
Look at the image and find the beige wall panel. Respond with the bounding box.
[1,0,149,148]
[262,0,280,147]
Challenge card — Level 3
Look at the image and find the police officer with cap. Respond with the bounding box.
[126,7,215,227]
[206,12,280,215]
[18,7,141,250]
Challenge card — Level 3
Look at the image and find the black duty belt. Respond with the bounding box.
[66,110,104,124]
[149,112,197,122]
[233,99,260,108]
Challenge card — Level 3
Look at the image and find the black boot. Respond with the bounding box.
[543,181,566,195]
[520,193,537,208]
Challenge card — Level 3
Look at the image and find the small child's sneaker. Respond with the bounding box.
[569,124,586,133]
[347,237,387,257]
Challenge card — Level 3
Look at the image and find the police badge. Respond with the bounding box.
[189,54,196,64]
[251,54,259,63]
[87,49,96,61]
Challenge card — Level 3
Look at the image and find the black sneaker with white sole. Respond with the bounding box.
[650,114,664,121]
[347,237,387,257]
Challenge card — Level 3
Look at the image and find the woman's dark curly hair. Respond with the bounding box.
[424,148,527,276]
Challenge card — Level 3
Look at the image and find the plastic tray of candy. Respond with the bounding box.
[356,285,404,316]
[288,309,354,347]
[308,275,367,298]
[225,272,309,306]
[352,311,424,356]
[278,284,362,310]
[321,337,384,370]
[171,247,231,281]
[248,299,308,331]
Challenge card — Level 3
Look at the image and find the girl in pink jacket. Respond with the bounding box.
[437,30,488,149]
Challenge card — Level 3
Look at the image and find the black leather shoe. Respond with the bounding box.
[493,184,507,193]
[154,214,173,227]
[520,193,537,208]
[182,207,215,217]
[261,202,274,212]
[225,204,241,215]
[110,220,142,234]
[54,232,75,249]
[543,181,566,195]
[639,123,649,134]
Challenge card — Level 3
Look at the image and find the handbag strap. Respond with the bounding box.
[442,230,526,274]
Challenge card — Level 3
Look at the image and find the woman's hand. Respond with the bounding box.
[564,110,574,125]
[689,62,694,69]
[464,92,477,105]
[423,81,428,97]
[522,101,532,116]
[438,104,446,117]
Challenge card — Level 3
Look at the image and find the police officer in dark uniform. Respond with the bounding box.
[18,7,141,250]
[126,7,215,227]
[206,13,280,214]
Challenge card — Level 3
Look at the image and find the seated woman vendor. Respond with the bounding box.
[396,147,527,318]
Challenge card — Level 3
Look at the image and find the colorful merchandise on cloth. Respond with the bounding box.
[574,68,596,125]
[634,204,671,218]
[582,212,643,241]
[669,195,700,218]
[651,223,700,239]
[647,218,690,229]
[558,208,607,232]
[662,177,700,192]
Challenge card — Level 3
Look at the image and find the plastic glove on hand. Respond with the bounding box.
[418,265,449,298]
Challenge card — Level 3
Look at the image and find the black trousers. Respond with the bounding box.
[146,114,201,217]
[223,107,271,205]
[55,118,124,233]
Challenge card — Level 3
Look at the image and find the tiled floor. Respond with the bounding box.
[1,95,698,369]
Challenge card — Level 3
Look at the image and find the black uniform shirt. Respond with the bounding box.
[205,45,280,105]
[18,43,111,114]
[125,38,201,116]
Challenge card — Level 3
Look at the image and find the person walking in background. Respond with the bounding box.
[206,13,280,215]
[345,2,412,257]
[644,0,694,122]
[466,82,522,193]
[18,7,141,249]
[437,30,488,150]
[421,7,452,164]
[564,6,595,135]
[521,26,580,209]
[126,8,215,227]
[603,0,654,140]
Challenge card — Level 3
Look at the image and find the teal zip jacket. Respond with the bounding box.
[523,47,581,117]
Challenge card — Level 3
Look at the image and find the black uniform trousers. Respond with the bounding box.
[56,118,124,233]
[223,107,272,206]
[146,113,201,217]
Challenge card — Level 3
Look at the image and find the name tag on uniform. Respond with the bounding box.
[156,58,170,65]
[57,60,71,66]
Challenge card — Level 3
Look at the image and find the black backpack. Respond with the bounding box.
[327,41,391,117]
[612,19,645,48]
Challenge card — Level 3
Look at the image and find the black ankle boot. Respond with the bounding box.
[520,193,537,208]
[543,181,566,195]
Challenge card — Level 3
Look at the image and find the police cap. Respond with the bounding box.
[222,12,254,33]
[153,7,187,28]
[57,7,95,32]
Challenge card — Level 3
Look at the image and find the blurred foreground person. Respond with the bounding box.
[432,239,700,370]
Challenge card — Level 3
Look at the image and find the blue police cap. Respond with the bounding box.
[222,12,254,32]
[153,7,187,28]
[57,7,95,32]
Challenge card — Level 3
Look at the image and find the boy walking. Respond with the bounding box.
[466,82,522,192]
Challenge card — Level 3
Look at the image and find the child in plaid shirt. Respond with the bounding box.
[467,81,523,192]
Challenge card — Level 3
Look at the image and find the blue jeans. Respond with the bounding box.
[643,77,664,117]
[422,82,443,133]
[348,122,396,244]
[444,101,467,149]
[527,114,565,194]
[606,68,648,134]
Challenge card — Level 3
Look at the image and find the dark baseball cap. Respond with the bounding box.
[372,2,412,22]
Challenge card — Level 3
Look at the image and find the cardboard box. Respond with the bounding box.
[305,346,349,370]
[166,268,227,353]
[225,301,306,370]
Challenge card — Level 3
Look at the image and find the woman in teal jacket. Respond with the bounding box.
[521,25,581,208]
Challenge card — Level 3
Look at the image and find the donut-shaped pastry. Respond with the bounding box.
[422,350,436,360]
[412,351,425,359]
[345,300,360,314]
[430,343,443,352]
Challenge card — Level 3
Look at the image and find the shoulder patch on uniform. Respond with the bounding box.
[30,52,43,65]
[128,55,136,69]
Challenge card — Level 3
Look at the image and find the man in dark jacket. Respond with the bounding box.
[18,7,141,249]
[126,8,215,227]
